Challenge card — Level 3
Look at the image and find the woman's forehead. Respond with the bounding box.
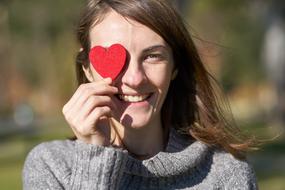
[89,10,167,50]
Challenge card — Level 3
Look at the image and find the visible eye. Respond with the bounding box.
[144,54,163,62]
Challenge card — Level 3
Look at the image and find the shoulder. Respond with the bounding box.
[23,139,76,171]
[26,139,75,160]
[212,149,255,176]
[22,139,77,188]
[210,148,258,189]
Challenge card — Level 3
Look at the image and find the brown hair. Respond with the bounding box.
[75,0,256,159]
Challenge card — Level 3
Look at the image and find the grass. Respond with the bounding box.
[0,137,34,190]
[0,160,23,190]
[258,173,285,190]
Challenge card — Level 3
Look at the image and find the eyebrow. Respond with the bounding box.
[142,45,168,54]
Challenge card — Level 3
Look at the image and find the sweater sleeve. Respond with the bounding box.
[22,140,128,190]
[22,142,68,190]
[70,140,128,190]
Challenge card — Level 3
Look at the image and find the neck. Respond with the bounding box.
[112,118,165,160]
[125,126,164,160]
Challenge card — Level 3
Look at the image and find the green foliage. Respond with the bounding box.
[188,0,266,91]
[5,0,84,88]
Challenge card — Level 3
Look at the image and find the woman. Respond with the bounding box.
[23,0,258,189]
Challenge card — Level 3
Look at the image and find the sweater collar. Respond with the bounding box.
[124,128,209,177]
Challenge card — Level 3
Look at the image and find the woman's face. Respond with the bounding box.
[86,10,174,130]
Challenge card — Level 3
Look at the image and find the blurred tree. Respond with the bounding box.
[187,0,266,91]
[1,0,84,117]
[0,3,12,115]
[173,0,190,15]
[262,1,285,126]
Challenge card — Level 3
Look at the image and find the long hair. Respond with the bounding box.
[75,0,256,159]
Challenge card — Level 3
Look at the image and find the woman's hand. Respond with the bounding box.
[62,78,121,146]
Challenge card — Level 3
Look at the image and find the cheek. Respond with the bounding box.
[144,64,173,91]
[144,65,172,113]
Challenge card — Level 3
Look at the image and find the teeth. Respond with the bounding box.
[119,94,149,102]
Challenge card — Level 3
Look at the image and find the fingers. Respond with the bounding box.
[63,78,117,112]
[62,78,118,144]
[74,106,112,137]
[69,95,115,126]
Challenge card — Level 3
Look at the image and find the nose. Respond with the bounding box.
[120,58,147,88]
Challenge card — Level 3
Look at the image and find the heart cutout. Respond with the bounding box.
[89,44,127,80]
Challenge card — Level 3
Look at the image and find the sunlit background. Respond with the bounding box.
[0,0,284,189]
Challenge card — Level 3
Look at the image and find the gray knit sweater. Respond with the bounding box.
[22,129,257,189]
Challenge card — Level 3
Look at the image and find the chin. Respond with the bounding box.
[119,112,155,130]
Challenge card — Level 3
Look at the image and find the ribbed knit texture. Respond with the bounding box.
[22,129,258,189]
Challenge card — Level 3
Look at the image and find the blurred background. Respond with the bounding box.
[0,0,284,189]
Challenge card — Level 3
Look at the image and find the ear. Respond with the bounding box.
[82,65,95,82]
[171,69,178,80]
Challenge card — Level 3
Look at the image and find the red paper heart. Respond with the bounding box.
[89,44,127,80]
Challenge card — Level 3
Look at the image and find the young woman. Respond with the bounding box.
[23,0,258,189]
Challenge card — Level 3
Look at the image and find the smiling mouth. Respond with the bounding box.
[117,94,152,103]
